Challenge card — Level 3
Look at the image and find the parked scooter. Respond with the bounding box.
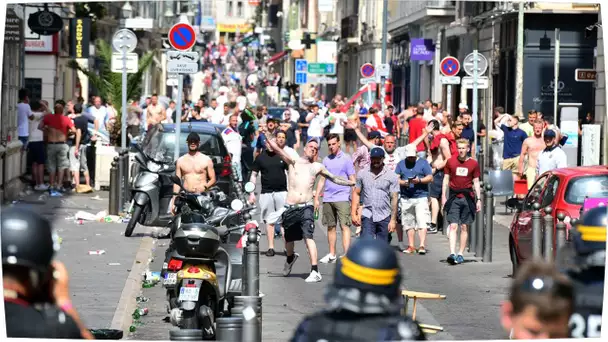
[166,175,258,338]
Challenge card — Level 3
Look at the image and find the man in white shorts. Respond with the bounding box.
[395,144,433,254]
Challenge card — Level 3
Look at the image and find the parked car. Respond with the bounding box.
[140,122,234,196]
[507,165,608,274]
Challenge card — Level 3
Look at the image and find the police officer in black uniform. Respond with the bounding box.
[2,206,93,339]
[561,206,606,338]
[290,237,426,341]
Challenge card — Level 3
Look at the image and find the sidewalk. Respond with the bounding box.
[11,189,159,333]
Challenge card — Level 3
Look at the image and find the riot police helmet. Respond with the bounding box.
[570,205,607,267]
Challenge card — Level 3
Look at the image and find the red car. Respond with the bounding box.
[507,165,608,274]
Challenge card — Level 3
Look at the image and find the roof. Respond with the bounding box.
[161,122,226,135]
[550,165,608,178]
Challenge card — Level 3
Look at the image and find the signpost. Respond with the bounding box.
[360,63,375,106]
[463,51,488,153]
[307,63,335,75]
[307,75,337,84]
[295,59,308,106]
[439,56,461,116]
[111,53,138,73]
[112,29,138,149]
[167,23,198,160]
[575,68,597,82]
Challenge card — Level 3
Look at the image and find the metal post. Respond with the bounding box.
[553,28,560,125]
[446,84,452,117]
[483,183,494,262]
[216,316,243,342]
[245,227,260,296]
[555,212,567,251]
[531,203,543,259]
[109,160,119,215]
[473,50,479,152]
[233,296,262,342]
[514,1,525,116]
[121,50,128,149]
[123,149,131,204]
[117,153,125,211]
[543,206,554,261]
[475,181,485,257]
[174,74,184,161]
[380,0,388,110]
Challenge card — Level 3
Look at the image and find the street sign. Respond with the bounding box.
[295,72,308,85]
[167,51,199,62]
[307,63,335,75]
[360,78,376,85]
[168,23,196,51]
[360,63,375,78]
[111,52,138,73]
[463,52,488,76]
[439,56,460,77]
[167,61,199,74]
[307,75,337,84]
[376,63,390,77]
[441,76,461,85]
[575,68,597,82]
[112,29,137,53]
[295,59,308,72]
[462,76,489,89]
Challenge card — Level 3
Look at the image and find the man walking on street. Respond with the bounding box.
[265,135,355,283]
[442,139,482,265]
[222,114,243,182]
[537,129,567,176]
[351,147,399,242]
[518,120,546,189]
[495,113,528,181]
[314,134,356,263]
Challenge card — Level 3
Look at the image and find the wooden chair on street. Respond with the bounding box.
[401,290,446,334]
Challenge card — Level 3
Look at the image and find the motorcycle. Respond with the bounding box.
[166,175,258,338]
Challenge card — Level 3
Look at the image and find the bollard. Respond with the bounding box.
[168,328,203,341]
[245,227,260,296]
[233,296,262,342]
[109,161,119,215]
[475,181,485,257]
[555,212,567,252]
[122,149,130,204]
[216,317,243,342]
[116,155,124,213]
[543,206,554,261]
[531,203,543,259]
[483,183,494,262]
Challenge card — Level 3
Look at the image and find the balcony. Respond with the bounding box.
[341,14,359,42]
[388,0,455,31]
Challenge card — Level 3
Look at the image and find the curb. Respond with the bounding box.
[110,236,156,338]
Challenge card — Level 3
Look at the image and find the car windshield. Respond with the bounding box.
[267,108,286,118]
[142,126,223,164]
[564,175,608,205]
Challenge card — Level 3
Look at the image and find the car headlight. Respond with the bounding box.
[147,161,161,172]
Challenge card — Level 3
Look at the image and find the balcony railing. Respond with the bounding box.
[398,0,455,18]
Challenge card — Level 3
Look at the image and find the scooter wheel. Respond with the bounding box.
[125,204,143,237]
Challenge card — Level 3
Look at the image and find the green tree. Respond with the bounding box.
[68,39,156,146]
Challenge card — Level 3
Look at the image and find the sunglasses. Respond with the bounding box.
[519,276,573,299]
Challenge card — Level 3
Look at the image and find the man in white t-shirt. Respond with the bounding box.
[305,103,327,141]
[217,86,229,109]
[17,89,32,148]
[87,96,109,134]
[236,91,248,111]
[27,100,48,190]
[327,110,347,148]
[222,114,243,181]
[203,98,218,121]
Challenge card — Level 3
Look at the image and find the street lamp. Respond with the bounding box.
[122,1,133,19]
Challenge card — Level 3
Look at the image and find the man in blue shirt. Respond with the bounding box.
[495,114,528,181]
[395,144,433,255]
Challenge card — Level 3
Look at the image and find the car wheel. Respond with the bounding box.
[509,236,519,277]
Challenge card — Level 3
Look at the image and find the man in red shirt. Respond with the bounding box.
[441,138,481,265]
[39,103,76,192]
[408,107,427,159]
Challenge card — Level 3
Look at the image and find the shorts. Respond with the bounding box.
[524,167,536,189]
[445,196,475,226]
[279,205,315,242]
[259,191,287,224]
[18,136,28,149]
[502,156,520,173]
[322,201,352,227]
[429,170,444,199]
[361,216,390,241]
[399,197,431,230]
[344,129,358,142]
[46,143,69,172]
[28,141,46,165]
[69,145,89,173]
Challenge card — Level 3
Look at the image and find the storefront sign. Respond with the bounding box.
[5,9,23,45]
[217,23,252,33]
[70,18,90,59]
[28,9,63,36]
[410,38,434,61]
[24,6,57,53]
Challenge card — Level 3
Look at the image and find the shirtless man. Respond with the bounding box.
[146,94,167,129]
[39,103,76,191]
[518,120,546,190]
[265,132,355,283]
[170,132,217,215]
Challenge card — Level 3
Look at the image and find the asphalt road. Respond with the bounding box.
[126,141,514,341]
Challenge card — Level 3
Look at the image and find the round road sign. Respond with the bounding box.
[112,29,138,53]
[440,56,460,77]
[168,23,197,51]
[463,52,488,76]
[360,63,375,78]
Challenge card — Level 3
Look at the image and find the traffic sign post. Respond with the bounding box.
[307,63,335,75]
[360,63,376,106]
[463,50,488,154]
[295,59,308,107]
[112,29,138,150]
[439,56,461,117]
[167,23,198,160]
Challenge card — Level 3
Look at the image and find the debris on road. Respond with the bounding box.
[132,308,149,319]
[136,296,149,303]
[91,195,104,200]
[88,250,106,255]
[108,263,121,266]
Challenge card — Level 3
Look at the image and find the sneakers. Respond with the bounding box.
[319,253,337,264]
[404,246,417,254]
[417,246,427,255]
[428,223,438,234]
[447,254,456,265]
[305,270,322,283]
[34,184,49,191]
[455,254,465,264]
[265,248,275,257]
[283,253,299,276]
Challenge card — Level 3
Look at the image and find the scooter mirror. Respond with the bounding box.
[244,182,256,193]
[231,199,244,212]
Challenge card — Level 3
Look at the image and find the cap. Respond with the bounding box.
[459,103,468,110]
[368,131,381,139]
[544,129,556,138]
[370,147,385,158]
[405,144,417,157]
[186,132,201,142]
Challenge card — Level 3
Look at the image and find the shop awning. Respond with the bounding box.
[267,51,288,66]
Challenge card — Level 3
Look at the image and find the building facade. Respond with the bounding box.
[215,0,256,42]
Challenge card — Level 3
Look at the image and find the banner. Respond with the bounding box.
[410,38,434,61]
[70,17,91,59]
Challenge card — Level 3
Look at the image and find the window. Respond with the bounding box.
[565,175,608,205]
[227,1,233,16]
[237,1,243,17]
[523,175,549,211]
[539,176,560,208]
